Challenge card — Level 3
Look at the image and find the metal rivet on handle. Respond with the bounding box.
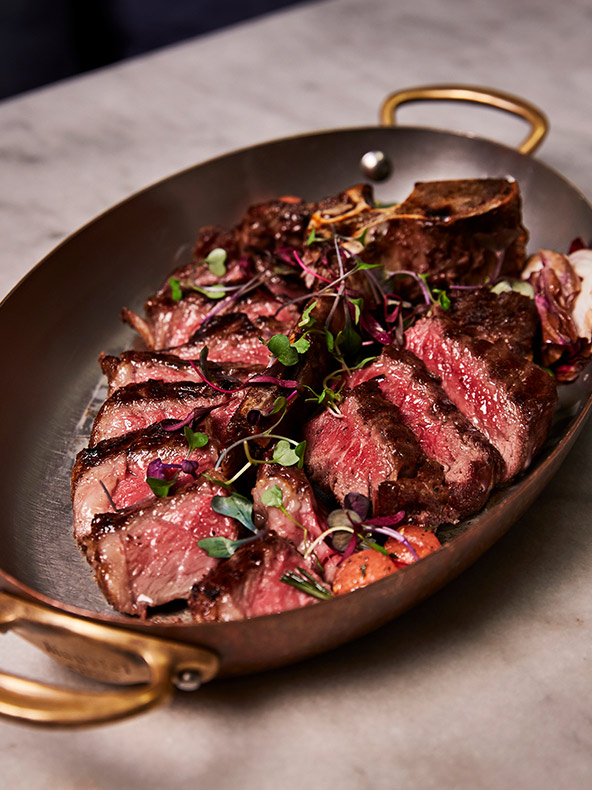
[360,150,392,181]
[173,668,202,692]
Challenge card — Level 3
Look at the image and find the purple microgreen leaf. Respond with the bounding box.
[344,492,370,521]
[247,409,262,426]
[180,459,200,477]
[359,311,392,344]
[146,458,168,480]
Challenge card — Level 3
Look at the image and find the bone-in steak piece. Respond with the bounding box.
[189,532,322,622]
[72,421,219,542]
[304,381,450,526]
[405,315,558,480]
[348,347,503,517]
[89,380,240,446]
[84,478,237,616]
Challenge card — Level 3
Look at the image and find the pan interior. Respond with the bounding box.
[1,126,591,615]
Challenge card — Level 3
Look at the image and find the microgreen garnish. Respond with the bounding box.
[161,403,225,432]
[211,492,257,532]
[146,476,177,497]
[183,426,209,450]
[168,276,229,302]
[272,439,306,468]
[280,567,333,601]
[266,333,309,366]
[298,300,318,330]
[198,533,261,559]
[204,247,227,277]
[306,228,317,246]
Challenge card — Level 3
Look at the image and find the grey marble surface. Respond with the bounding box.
[1,0,592,787]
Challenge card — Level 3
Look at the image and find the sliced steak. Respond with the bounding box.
[252,464,338,579]
[167,312,272,367]
[89,380,240,446]
[84,478,237,616]
[348,347,503,516]
[72,421,219,542]
[304,381,450,525]
[405,316,558,480]
[99,348,263,396]
[439,289,539,356]
[189,532,322,622]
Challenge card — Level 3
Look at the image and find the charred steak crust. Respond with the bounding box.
[84,478,237,616]
[89,380,234,447]
[304,380,450,524]
[189,532,321,622]
[348,346,504,516]
[438,289,539,356]
[406,316,558,480]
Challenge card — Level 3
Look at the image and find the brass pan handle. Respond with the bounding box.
[380,84,548,155]
[0,592,218,727]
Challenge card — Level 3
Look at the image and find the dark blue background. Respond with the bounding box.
[1,0,313,100]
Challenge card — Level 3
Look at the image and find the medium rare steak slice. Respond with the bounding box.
[84,478,237,616]
[123,286,301,351]
[166,313,272,367]
[304,381,450,525]
[99,348,264,396]
[89,380,240,446]
[189,532,322,622]
[252,464,338,579]
[438,289,539,356]
[72,422,219,542]
[348,347,503,516]
[406,316,558,480]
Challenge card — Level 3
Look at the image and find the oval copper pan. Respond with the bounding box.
[1,125,591,678]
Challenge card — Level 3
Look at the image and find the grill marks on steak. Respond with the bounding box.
[72,422,219,542]
[348,347,503,517]
[189,532,322,622]
[123,286,301,351]
[406,316,558,480]
[89,380,239,446]
[304,381,450,525]
[99,349,263,395]
[84,478,237,616]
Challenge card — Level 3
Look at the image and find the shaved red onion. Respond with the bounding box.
[293,250,333,284]
[249,375,299,388]
[161,404,224,432]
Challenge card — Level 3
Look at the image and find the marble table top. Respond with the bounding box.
[1,0,591,787]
